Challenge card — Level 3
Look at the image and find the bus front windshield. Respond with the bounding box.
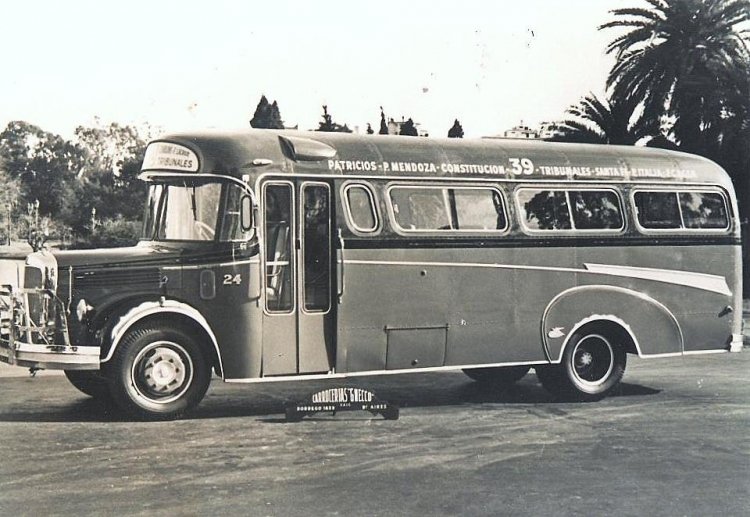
[143,181,250,241]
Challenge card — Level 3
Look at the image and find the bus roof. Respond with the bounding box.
[141,129,733,189]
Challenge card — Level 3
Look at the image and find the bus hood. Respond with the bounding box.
[50,242,183,270]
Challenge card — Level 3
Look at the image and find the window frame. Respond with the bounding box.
[515,186,626,234]
[262,180,296,316]
[631,187,731,234]
[300,181,332,315]
[341,181,381,235]
[385,183,510,236]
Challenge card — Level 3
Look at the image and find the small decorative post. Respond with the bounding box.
[6,200,12,246]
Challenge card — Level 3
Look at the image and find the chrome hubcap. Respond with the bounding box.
[571,334,614,387]
[132,341,193,404]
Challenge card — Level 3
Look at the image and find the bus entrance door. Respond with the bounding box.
[261,180,334,375]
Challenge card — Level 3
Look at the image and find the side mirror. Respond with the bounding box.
[240,194,254,232]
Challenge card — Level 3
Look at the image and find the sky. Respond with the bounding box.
[0,0,633,139]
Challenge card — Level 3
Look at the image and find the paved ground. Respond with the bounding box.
[0,351,748,516]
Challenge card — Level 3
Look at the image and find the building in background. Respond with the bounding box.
[387,117,429,137]
[483,121,559,140]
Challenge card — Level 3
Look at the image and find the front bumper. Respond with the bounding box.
[0,339,100,370]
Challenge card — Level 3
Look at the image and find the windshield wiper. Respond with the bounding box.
[187,183,198,221]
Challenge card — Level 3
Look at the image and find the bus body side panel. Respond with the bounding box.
[336,247,571,372]
[336,240,737,373]
[183,260,263,379]
[625,244,737,353]
[549,243,737,356]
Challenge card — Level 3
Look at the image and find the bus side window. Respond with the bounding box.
[264,184,294,312]
[517,189,572,230]
[633,191,681,229]
[634,190,730,231]
[679,192,729,229]
[220,183,252,241]
[390,187,452,231]
[452,188,507,230]
[344,184,379,232]
[569,190,624,230]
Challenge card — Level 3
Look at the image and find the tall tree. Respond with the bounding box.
[378,107,389,135]
[600,0,750,152]
[0,121,84,217]
[551,93,658,145]
[601,0,750,295]
[63,122,149,233]
[315,105,352,133]
[447,119,464,138]
[399,118,419,136]
[249,95,285,129]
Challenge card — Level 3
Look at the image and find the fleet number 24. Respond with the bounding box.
[223,274,242,285]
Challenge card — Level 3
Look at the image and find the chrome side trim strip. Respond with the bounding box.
[683,349,729,356]
[345,259,731,296]
[346,259,582,275]
[162,258,259,271]
[225,360,550,383]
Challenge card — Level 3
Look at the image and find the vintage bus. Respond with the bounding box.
[0,129,743,419]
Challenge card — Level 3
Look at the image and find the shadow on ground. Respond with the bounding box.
[0,371,660,423]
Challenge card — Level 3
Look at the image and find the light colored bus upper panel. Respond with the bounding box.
[141,129,735,192]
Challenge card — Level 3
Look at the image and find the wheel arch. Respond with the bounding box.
[100,299,223,377]
[554,316,639,364]
[542,284,684,362]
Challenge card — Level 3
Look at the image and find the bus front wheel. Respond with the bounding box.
[105,325,211,420]
[536,331,626,401]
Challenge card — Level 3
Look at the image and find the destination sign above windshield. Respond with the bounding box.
[142,142,199,172]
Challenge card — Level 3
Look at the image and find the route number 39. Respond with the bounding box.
[509,158,534,175]
[223,274,242,285]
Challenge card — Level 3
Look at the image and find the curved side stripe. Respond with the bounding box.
[583,263,731,296]
[345,259,731,296]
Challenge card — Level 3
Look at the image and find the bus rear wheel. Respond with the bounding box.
[105,325,211,420]
[536,330,626,401]
[463,366,530,389]
[64,370,110,399]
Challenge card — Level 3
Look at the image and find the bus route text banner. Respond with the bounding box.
[326,158,698,180]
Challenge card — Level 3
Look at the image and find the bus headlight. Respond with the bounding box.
[24,266,44,289]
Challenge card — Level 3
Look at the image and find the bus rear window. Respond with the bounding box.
[634,190,729,230]
[679,192,728,229]
[388,186,507,233]
[517,189,623,231]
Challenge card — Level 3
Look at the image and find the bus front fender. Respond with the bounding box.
[101,299,223,374]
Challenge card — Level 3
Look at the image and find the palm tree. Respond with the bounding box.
[600,0,750,151]
[550,93,659,145]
